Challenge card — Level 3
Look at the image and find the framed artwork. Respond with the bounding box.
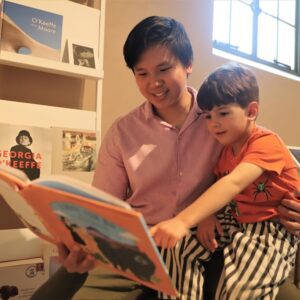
[287,146,300,169]
[68,40,97,69]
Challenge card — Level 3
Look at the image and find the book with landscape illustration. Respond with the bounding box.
[0,166,177,296]
[1,0,63,60]
[51,127,97,184]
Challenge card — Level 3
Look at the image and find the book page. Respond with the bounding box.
[0,180,55,243]
[21,183,177,296]
[33,175,130,209]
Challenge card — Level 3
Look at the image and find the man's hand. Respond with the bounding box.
[278,192,300,237]
[196,215,223,252]
[150,218,189,248]
[57,243,97,274]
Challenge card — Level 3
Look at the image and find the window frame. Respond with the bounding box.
[213,0,300,77]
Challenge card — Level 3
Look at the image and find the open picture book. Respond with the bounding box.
[0,166,177,296]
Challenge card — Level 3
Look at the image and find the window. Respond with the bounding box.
[212,0,299,77]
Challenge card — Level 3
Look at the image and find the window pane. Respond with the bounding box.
[278,22,295,69]
[213,0,231,43]
[260,0,278,17]
[231,1,252,54]
[257,13,277,62]
[279,0,295,25]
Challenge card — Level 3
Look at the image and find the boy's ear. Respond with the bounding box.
[247,101,259,120]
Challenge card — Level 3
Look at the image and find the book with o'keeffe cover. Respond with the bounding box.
[1,0,63,60]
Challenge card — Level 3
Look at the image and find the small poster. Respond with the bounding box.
[51,127,97,184]
[68,40,97,68]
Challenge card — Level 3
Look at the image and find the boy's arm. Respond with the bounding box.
[176,162,264,228]
[151,162,264,248]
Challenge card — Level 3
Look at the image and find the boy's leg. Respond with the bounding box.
[216,221,299,300]
[158,229,211,300]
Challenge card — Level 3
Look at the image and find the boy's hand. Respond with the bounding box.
[196,215,223,252]
[150,218,189,248]
[57,243,97,274]
[278,189,300,237]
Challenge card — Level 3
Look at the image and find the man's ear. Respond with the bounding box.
[186,62,193,77]
[246,101,259,120]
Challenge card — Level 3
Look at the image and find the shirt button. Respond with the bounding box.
[179,172,183,176]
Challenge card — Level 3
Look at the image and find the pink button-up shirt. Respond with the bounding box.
[93,88,222,226]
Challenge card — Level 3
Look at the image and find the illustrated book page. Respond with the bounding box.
[0,166,177,296]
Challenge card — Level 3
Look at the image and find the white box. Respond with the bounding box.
[0,257,48,299]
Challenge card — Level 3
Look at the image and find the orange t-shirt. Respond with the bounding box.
[215,126,300,223]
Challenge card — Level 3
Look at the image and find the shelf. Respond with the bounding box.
[0,51,103,80]
[0,99,97,129]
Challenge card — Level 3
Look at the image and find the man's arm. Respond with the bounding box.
[278,189,300,237]
[57,244,97,274]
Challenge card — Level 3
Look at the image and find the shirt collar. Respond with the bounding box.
[144,86,202,120]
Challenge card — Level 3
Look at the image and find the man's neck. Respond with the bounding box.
[154,91,193,130]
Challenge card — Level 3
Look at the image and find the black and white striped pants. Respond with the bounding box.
[158,208,299,300]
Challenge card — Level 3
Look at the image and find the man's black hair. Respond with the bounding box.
[123,16,193,70]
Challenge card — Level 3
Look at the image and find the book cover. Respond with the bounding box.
[1,1,63,61]
[51,127,97,184]
[288,146,300,170]
[0,123,52,180]
[0,167,177,296]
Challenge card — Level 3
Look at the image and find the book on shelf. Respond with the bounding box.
[0,257,48,300]
[0,166,177,296]
[0,123,52,180]
[1,0,63,61]
[51,127,97,184]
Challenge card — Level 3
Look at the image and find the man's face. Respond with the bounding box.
[133,45,192,113]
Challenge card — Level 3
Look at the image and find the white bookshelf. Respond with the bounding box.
[0,99,97,129]
[0,0,105,136]
[0,0,103,79]
[0,51,104,79]
[0,0,106,237]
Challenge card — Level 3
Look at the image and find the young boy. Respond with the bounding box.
[151,62,300,299]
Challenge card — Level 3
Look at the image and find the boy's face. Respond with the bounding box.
[133,45,192,112]
[203,103,255,149]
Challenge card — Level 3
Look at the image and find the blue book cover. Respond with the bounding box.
[1,1,63,61]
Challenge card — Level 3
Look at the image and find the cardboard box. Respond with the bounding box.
[0,257,48,299]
